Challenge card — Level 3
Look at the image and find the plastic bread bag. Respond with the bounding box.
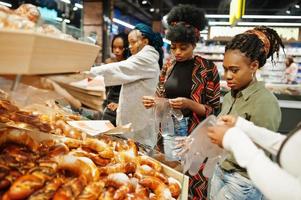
[174,115,227,178]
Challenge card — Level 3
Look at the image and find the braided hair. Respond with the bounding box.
[166,4,207,44]
[225,26,284,68]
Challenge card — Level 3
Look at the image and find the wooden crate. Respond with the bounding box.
[0,29,100,74]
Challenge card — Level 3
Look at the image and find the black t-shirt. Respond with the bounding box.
[165,59,194,116]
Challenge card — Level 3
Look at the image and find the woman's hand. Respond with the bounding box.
[142,96,155,109]
[218,115,237,127]
[169,97,189,109]
[207,125,231,148]
[107,103,118,111]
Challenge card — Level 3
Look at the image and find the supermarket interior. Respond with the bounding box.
[0,0,301,200]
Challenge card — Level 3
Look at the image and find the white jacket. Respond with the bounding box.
[90,45,160,147]
[223,117,301,200]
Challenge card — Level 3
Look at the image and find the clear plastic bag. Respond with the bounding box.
[177,115,226,178]
[154,97,184,161]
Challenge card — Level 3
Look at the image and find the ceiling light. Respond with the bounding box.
[142,0,148,5]
[208,21,301,27]
[242,15,301,19]
[149,8,155,12]
[73,7,78,11]
[113,18,135,29]
[206,14,301,19]
[237,21,301,27]
[56,17,63,22]
[0,1,11,7]
[64,19,70,23]
[59,0,70,4]
[208,21,231,26]
[206,14,229,18]
[286,9,291,14]
[75,3,83,9]
[295,4,300,9]
[112,18,170,45]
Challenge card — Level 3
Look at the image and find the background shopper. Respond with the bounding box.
[102,33,130,126]
[91,23,163,147]
[285,56,298,84]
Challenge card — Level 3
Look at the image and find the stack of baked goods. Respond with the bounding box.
[0,118,182,199]
[0,3,74,40]
[0,99,84,140]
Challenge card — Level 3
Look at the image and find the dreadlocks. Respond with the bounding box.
[225,26,285,68]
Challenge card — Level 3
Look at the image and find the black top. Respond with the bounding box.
[165,58,194,116]
[102,85,121,126]
[165,59,194,99]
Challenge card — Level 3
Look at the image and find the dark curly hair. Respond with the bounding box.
[225,26,284,68]
[166,4,207,44]
[111,32,130,59]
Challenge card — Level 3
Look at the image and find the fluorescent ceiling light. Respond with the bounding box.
[0,1,12,7]
[295,4,300,9]
[149,8,155,12]
[73,6,78,11]
[56,17,63,22]
[237,21,301,27]
[113,18,135,29]
[208,21,231,26]
[75,3,83,9]
[206,14,229,18]
[112,18,171,45]
[64,19,70,23]
[206,14,301,20]
[60,0,70,4]
[209,21,301,27]
[142,0,148,5]
[242,15,301,19]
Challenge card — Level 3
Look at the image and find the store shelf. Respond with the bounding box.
[0,29,100,74]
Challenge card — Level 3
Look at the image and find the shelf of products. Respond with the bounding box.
[195,43,301,84]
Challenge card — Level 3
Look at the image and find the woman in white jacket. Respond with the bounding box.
[207,115,301,200]
[90,23,163,147]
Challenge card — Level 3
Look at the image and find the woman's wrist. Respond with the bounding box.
[186,98,206,115]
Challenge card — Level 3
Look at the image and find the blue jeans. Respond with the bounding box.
[163,117,189,161]
[173,116,189,136]
[209,165,265,200]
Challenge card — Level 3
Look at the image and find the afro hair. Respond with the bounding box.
[166,4,207,43]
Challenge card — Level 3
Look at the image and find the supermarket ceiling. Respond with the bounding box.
[115,0,301,24]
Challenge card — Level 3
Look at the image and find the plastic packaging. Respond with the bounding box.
[154,97,183,161]
[176,115,226,177]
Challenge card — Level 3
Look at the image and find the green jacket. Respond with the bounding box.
[219,81,281,177]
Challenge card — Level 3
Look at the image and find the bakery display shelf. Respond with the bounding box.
[0,29,100,75]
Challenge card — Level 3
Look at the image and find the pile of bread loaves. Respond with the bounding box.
[0,4,74,40]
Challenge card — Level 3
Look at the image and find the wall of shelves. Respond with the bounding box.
[195,43,301,84]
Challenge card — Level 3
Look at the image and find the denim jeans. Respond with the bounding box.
[163,117,189,161]
[209,165,265,200]
[173,116,189,136]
